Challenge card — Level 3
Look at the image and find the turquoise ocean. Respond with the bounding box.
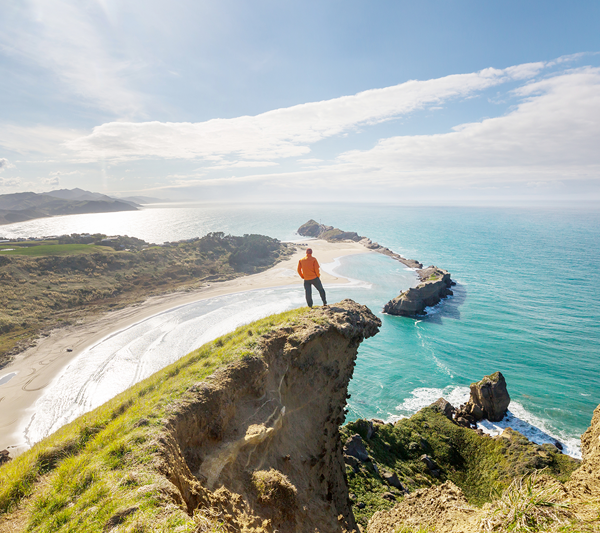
[2,203,599,457]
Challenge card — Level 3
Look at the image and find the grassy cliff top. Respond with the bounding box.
[0,307,308,532]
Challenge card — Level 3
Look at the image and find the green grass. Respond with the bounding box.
[0,244,114,256]
[342,409,580,529]
[0,307,307,532]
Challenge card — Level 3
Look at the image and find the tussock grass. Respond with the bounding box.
[480,471,573,532]
[0,308,306,532]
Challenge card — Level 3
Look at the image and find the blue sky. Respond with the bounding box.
[1,1,599,204]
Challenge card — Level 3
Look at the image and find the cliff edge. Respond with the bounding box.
[0,300,380,533]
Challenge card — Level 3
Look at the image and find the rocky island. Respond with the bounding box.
[297,220,455,317]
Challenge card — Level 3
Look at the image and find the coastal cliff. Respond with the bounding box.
[0,304,597,532]
[0,300,380,532]
[383,265,455,317]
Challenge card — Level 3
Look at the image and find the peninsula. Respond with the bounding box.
[297,219,455,317]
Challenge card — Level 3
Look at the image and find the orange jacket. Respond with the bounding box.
[297,255,320,280]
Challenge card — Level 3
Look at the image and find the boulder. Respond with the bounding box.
[429,397,455,420]
[381,471,403,490]
[0,449,10,466]
[344,434,369,462]
[469,372,510,422]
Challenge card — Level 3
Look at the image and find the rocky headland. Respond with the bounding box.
[382,265,455,317]
[297,220,423,270]
[297,220,455,317]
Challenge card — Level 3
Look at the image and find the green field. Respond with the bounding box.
[0,244,114,256]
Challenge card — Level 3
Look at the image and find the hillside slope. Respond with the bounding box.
[0,300,380,533]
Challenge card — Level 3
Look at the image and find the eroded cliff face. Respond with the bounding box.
[156,299,381,533]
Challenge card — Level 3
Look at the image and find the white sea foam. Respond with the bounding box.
[23,288,304,446]
[390,386,581,459]
[477,402,582,459]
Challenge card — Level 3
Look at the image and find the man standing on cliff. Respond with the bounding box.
[297,247,327,308]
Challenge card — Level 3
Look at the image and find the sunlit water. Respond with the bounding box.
[3,203,599,458]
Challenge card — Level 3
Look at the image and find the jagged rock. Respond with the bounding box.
[420,454,439,476]
[383,266,455,317]
[345,434,369,462]
[382,471,403,490]
[429,398,455,420]
[469,372,510,422]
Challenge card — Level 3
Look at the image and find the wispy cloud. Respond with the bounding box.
[334,67,600,183]
[67,62,547,162]
[0,158,13,171]
[0,0,144,116]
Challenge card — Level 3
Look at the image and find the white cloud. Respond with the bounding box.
[0,158,13,171]
[333,67,600,185]
[41,176,60,187]
[0,177,22,188]
[0,0,143,116]
[67,62,548,162]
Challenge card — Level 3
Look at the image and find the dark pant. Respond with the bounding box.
[304,277,327,307]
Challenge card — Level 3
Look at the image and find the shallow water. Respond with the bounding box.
[4,203,599,457]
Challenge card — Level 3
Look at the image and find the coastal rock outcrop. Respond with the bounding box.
[297,220,423,269]
[454,371,510,423]
[383,266,455,317]
[159,299,381,532]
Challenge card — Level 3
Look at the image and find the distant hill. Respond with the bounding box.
[0,189,138,226]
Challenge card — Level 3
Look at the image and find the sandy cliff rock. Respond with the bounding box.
[157,299,381,532]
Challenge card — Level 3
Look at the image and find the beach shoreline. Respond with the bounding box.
[0,239,371,454]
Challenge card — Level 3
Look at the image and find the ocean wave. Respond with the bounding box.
[477,402,582,459]
[390,386,581,459]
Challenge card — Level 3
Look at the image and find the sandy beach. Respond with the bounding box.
[0,240,371,455]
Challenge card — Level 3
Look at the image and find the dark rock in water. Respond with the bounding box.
[382,471,404,490]
[383,266,455,317]
[469,372,510,422]
[429,398,456,421]
[555,440,564,451]
[344,434,369,462]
